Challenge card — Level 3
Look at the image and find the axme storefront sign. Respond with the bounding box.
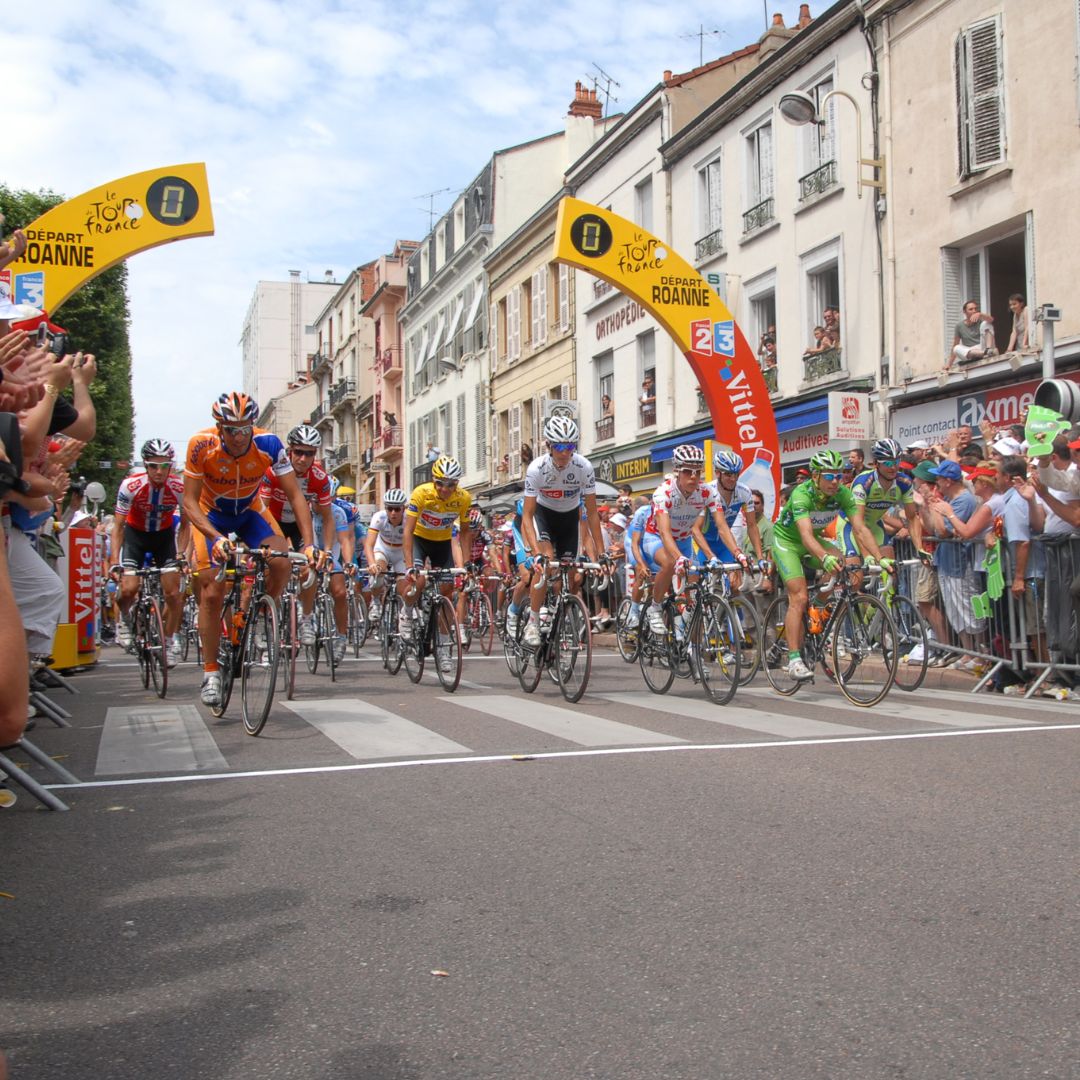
[553,198,780,505]
[2,163,214,312]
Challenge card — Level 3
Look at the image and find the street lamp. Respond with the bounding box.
[778,89,885,199]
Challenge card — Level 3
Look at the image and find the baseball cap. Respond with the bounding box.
[906,439,931,450]
[991,437,1023,457]
[912,461,938,482]
[608,513,628,530]
[928,460,963,481]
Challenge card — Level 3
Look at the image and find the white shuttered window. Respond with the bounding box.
[955,16,1005,179]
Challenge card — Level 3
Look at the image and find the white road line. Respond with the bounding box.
[96,704,228,775]
[422,671,492,690]
[596,691,871,737]
[281,699,470,759]
[51,723,1080,790]
[736,685,1041,728]
[448,694,686,747]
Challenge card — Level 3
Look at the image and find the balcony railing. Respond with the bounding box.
[798,159,838,202]
[593,279,614,301]
[310,400,328,424]
[377,345,403,378]
[375,425,403,453]
[696,388,708,415]
[763,365,778,394]
[694,226,724,262]
[804,346,843,382]
[639,401,656,428]
[311,351,332,374]
[742,196,775,235]
[329,377,356,409]
[595,416,614,442]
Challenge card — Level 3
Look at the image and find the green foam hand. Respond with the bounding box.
[1025,405,1070,457]
[971,592,992,620]
[984,540,1005,600]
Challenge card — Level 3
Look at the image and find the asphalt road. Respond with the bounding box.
[2,642,1077,1079]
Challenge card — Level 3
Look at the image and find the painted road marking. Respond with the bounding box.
[96,704,228,775]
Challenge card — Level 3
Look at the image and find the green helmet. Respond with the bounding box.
[810,449,844,472]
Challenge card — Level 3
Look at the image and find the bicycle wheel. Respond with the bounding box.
[554,593,592,703]
[242,595,280,735]
[693,594,741,705]
[638,606,675,695]
[727,595,761,685]
[886,593,929,692]
[179,598,193,662]
[211,602,237,718]
[760,595,804,696]
[146,597,168,698]
[349,593,368,657]
[471,591,494,656]
[614,597,640,663]
[403,603,426,683]
[382,593,406,675]
[830,593,898,707]
[516,614,545,694]
[133,604,151,689]
[304,602,320,674]
[501,603,526,679]
[279,592,299,700]
[432,595,462,692]
[321,594,338,682]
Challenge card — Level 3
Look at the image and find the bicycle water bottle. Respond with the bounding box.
[737,447,777,521]
[539,606,552,632]
[807,605,824,634]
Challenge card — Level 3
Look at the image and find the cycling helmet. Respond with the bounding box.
[468,507,483,527]
[431,454,462,482]
[212,391,258,425]
[810,449,844,472]
[384,488,407,508]
[713,449,744,475]
[287,424,322,448]
[543,414,579,444]
[140,438,174,461]
[872,437,902,462]
[672,444,705,468]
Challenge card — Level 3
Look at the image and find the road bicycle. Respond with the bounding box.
[511,555,605,704]
[863,558,930,692]
[277,556,314,701]
[129,566,170,699]
[460,568,495,656]
[760,561,899,707]
[636,561,744,705]
[346,571,371,657]
[303,566,343,682]
[398,568,463,692]
[614,575,651,663]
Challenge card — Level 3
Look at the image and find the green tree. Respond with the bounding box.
[1,184,135,501]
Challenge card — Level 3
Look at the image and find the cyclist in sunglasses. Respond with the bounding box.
[518,415,605,646]
[771,448,894,681]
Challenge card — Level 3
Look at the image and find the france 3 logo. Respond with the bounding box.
[690,318,736,359]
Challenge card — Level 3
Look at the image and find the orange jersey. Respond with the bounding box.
[185,427,292,517]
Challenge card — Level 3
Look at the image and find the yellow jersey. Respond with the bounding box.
[406,482,472,541]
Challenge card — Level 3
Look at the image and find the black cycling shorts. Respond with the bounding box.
[413,535,453,570]
[122,525,178,570]
[534,505,580,559]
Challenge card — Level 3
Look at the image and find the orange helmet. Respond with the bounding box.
[212,392,259,425]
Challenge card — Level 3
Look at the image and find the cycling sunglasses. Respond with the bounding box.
[551,442,577,453]
[220,424,253,436]
[290,448,317,458]
[819,471,844,482]
[876,457,901,467]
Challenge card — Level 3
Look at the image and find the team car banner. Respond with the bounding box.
[552,197,779,508]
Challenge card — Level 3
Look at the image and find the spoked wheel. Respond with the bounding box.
[516,617,545,694]
[304,603,320,674]
[321,595,338,683]
[638,606,675,695]
[241,595,280,736]
[885,593,929,692]
[403,603,426,684]
[501,603,526,679]
[614,597,640,663]
[134,605,151,689]
[727,595,761,685]
[351,591,370,655]
[467,591,494,656]
[180,597,195,662]
[760,595,805,697]
[693,594,741,705]
[432,595,462,692]
[211,603,238,718]
[280,593,299,700]
[554,593,592,703]
[145,597,168,698]
[831,594,898,707]
[382,593,406,675]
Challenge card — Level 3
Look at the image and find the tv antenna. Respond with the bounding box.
[586,63,620,115]
[413,187,457,230]
[679,25,727,67]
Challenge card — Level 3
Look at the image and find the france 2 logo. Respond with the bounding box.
[690,319,712,355]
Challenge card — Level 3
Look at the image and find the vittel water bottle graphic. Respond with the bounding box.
[738,447,777,520]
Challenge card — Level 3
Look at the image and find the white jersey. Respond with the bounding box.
[524,452,596,513]
[368,509,404,548]
[646,476,718,541]
[707,479,754,526]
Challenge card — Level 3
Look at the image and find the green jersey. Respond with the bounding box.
[773,479,858,547]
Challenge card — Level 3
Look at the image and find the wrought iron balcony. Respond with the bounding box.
[311,351,332,375]
[329,378,356,409]
[803,346,843,382]
[763,365,778,395]
[377,345,403,378]
[694,227,724,262]
[310,400,328,424]
[696,388,709,414]
[375,425,403,454]
[798,160,838,202]
[742,197,775,235]
[595,416,614,442]
[639,401,656,428]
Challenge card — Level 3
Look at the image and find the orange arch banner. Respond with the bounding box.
[553,197,779,505]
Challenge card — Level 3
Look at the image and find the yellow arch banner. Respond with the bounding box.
[1,163,214,313]
[553,197,779,500]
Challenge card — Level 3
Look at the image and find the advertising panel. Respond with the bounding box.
[828,392,871,441]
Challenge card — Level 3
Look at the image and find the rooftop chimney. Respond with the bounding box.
[758,10,798,61]
[798,3,812,29]
[324,270,334,283]
[568,80,603,119]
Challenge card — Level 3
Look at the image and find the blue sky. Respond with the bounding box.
[6,0,817,452]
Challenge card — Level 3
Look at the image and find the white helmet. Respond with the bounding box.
[543,414,579,444]
[672,444,705,468]
[287,424,322,448]
[384,488,407,507]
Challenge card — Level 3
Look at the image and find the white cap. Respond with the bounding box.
[906,439,931,450]
[992,437,1024,457]
[608,513,628,530]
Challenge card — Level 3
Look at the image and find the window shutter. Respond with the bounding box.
[536,269,547,346]
[474,383,487,469]
[941,247,963,355]
[706,157,723,231]
[409,420,418,472]
[760,123,774,200]
[531,271,542,347]
[456,392,466,473]
[954,33,970,177]
[509,404,521,457]
[968,18,1005,170]
[509,286,521,362]
[558,264,571,331]
[489,301,499,372]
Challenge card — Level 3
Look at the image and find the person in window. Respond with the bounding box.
[803,326,827,357]
[823,306,841,347]
[1006,293,1030,352]
[946,299,995,371]
[639,375,656,407]
[761,337,777,369]
[520,442,533,467]
[601,394,614,418]
[757,326,777,366]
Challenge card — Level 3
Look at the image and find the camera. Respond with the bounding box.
[69,476,88,496]
[35,323,70,357]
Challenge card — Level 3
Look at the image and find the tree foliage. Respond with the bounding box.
[1,184,135,501]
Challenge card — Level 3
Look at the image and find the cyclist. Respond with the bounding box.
[621,497,652,629]
[699,448,766,579]
[183,392,319,708]
[314,477,358,663]
[643,444,749,636]
[519,415,605,646]
[259,424,337,647]
[772,448,895,681]
[400,455,473,661]
[502,497,537,639]
[110,439,189,666]
[364,487,408,623]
